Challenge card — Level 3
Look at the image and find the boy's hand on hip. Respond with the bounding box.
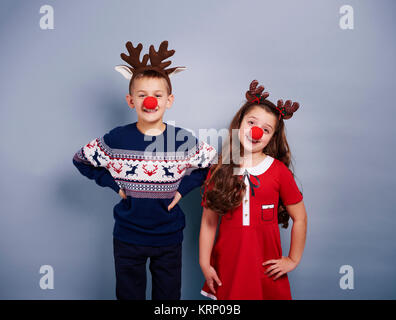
[168,192,182,211]
[118,189,127,199]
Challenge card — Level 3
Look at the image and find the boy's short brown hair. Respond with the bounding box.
[129,69,171,95]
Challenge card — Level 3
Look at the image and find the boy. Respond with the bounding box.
[72,40,217,300]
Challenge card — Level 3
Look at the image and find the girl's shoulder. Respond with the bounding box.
[270,157,289,171]
[265,157,294,180]
[271,158,287,170]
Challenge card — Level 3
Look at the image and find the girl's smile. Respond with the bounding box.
[246,134,261,144]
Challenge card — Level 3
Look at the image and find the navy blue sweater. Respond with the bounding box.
[73,122,217,246]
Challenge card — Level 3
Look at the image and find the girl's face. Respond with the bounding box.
[238,105,278,154]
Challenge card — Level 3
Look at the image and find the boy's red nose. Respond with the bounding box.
[250,126,264,140]
[143,96,158,110]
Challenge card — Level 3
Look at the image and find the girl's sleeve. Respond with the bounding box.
[278,162,303,206]
[72,135,120,193]
[177,139,217,197]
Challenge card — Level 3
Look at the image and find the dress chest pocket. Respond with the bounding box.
[261,204,274,222]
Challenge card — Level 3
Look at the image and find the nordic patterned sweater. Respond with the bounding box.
[73,122,217,246]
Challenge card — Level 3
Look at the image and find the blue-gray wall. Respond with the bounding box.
[0,0,395,299]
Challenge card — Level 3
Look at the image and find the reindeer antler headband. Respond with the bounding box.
[115,40,186,93]
[245,80,300,120]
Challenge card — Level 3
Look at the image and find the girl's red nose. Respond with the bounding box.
[250,126,264,140]
[143,96,158,110]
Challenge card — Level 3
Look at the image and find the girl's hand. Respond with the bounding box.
[262,256,298,280]
[201,265,222,294]
[118,189,127,199]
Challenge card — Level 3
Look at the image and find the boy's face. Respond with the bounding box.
[126,77,174,124]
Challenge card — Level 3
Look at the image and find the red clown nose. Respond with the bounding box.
[250,126,264,140]
[143,96,158,110]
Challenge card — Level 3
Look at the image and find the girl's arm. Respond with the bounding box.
[286,200,307,265]
[199,207,222,293]
[263,200,307,280]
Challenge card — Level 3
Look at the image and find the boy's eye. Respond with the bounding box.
[247,120,254,125]
[155,95,162,98]
[139,95,145,98]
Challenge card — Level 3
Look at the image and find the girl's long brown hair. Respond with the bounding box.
[202,100,299,228]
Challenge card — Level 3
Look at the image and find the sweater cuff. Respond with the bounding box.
[111,183,121,194]
[177,182,189,198]
[104,175,120,194]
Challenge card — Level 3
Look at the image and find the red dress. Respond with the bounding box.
[201,156,303,300]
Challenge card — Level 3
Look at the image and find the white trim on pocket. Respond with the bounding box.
[261,204,275,222]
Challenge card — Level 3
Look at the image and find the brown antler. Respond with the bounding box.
[148,41,175,70]
[120,42,149,71]
[246,80,269,101]
[116,40,186,93]
[250,80,264,95]
[277,99,300,120]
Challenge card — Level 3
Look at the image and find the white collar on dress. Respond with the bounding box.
[236,155,274,176]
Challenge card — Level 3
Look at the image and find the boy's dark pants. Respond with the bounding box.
[113,237,182,300]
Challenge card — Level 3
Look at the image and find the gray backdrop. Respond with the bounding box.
[1,0,395,299]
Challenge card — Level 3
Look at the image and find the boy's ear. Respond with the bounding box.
[115,65,133,80]
[166,94,175,109]
[168,67,186,77]
[126,94,135,109]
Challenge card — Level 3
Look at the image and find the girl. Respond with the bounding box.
[199,80,307,300]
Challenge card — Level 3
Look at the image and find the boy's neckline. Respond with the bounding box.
[135,122,167,136]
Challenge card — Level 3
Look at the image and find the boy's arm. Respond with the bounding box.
[72,136,120,193]
[177,140,217,197]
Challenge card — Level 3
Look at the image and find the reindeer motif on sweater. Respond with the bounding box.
[73,122,217,200]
